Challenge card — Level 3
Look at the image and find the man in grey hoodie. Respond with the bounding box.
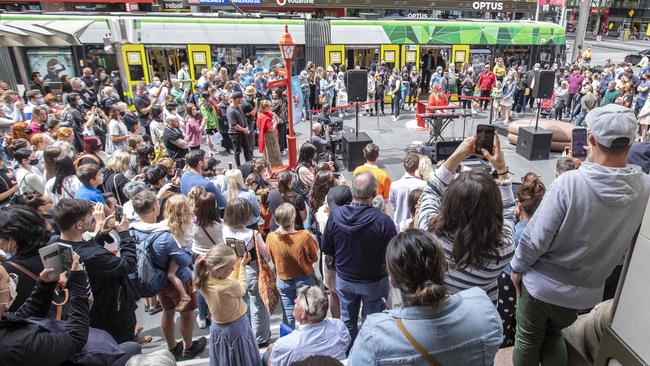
[510,103,650,366]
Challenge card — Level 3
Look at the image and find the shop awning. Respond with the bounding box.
[0,19,96,46]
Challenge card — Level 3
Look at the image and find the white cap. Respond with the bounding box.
[585,103,637,148]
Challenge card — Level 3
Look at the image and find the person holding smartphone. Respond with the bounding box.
[417,134,516,303]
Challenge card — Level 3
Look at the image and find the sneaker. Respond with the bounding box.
[196,315,207,329]
[182,337,208,360]
[169,342,184,361]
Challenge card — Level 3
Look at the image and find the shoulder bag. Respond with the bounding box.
[253,232,279,314]
[395,316,441,366]
[4,261,69,321]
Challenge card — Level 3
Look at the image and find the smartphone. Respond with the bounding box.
[114,205,123,223]
[228,162,233,170]
[38,243,74,282]
[475,124,496,155]
[226,238,247,257]
[572,128,588,159]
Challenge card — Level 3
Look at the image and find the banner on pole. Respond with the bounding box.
[290,76,303,125]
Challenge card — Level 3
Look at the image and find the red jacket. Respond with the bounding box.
[257,111,274,153]
[478,71,496,91]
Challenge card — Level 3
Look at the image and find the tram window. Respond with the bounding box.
[128,65,145,82]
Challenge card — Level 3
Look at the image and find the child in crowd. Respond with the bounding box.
[194,245,261,365]
[491,81,502,119]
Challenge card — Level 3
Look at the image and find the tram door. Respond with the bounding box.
[325,45,345,71]
[187,45,212,83]
[146,47,189,81]
[346,47,378,71]
[381,45,400,103]
[121,44,149,103]
[401,45,419,103]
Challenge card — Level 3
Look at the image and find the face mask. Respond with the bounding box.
[38,97,45,105]
[0,274,18,310]
[183,66,189,71]
[154,80,161,87]
[29,158,40,166]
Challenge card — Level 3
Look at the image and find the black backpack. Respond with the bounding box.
[292,163,311,200]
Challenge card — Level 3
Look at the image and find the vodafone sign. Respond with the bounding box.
[276,0,314,5]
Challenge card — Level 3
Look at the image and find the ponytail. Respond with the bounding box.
[414,280,447,307]
[193,245,236,292]
[193,255,211,292]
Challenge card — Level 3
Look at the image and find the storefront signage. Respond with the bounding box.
[407,12,429,18]
[276,0,315,5]
[162,0,190,10]
[190,0,262,5]
[472,1,504,10]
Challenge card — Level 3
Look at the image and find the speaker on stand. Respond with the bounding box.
[517,70,554,160]
[342,70,372,171]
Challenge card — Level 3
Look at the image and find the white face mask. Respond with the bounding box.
[0,274,18,311]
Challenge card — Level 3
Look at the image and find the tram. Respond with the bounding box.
[0,12,565,97]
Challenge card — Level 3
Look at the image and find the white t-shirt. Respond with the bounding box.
[45,175,82,206]
[107,119,128,153]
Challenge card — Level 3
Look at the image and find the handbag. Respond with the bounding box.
[253,232,279,314]
[4,261,69,320]
[394,316,441,366]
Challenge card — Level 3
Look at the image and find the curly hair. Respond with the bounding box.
[164,194,193,246]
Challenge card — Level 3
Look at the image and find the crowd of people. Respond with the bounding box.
[0,52,648,366]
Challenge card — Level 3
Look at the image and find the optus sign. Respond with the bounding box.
[472,1,504,10]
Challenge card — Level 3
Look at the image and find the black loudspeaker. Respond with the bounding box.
[342,132,373,171]
[346,70,368,102]
[532,70,555,99]
[434,140,462,162]
[516,126,553,160]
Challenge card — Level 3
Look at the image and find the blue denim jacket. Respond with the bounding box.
[348,287,502,365]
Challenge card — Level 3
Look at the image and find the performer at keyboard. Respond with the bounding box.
[427,84,449,138]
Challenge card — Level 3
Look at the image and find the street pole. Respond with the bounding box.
[535,3,540,21]
[573,0,591,61]
[286,59,297,169]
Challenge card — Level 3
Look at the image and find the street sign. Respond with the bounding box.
[629,9,634,17]
[268,79,286,89]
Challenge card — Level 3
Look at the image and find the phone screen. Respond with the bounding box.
[58,244,73,272]
[572,128,588,159]
[475,124,495,155]
[114,205,123,222]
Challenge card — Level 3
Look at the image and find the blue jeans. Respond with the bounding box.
[400,84,409,110]
[392,95,401,117]
[635,97,646,116]
[336,275,389,344]
[276,275,316,329]
[244,264,271,344]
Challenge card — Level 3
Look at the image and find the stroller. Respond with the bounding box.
[539,92,555,118]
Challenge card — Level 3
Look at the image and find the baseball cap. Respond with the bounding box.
[585,103,637,148]
[326,185,352,212]
[433,84,442,91]
[231,91,243,100]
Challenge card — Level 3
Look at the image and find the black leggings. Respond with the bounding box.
[408,84,418,107]
[375,90,385,114]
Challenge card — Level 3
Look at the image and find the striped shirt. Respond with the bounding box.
[418,166,516,301]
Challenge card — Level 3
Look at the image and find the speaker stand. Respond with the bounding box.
[355,102,360,138]
[373,100,385,133]
[534,98,541,131]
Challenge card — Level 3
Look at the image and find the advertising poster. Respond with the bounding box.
[26,48,75,85]
[290,76,303,124]
[256,49,284,71]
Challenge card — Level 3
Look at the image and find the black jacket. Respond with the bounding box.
[0,272,90,366]
[58,231,138,339]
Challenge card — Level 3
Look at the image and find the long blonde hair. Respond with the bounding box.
[225,169,246,203]
[194,245,236,291]
[164,194,193,246]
